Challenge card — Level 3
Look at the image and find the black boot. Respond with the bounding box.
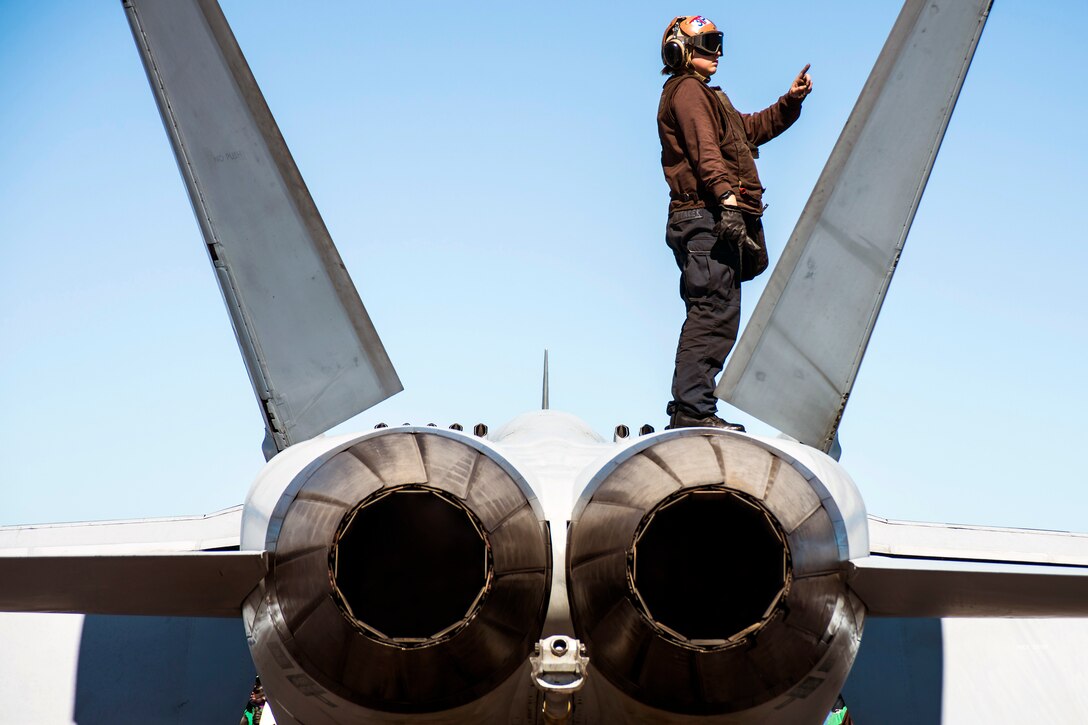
[666,411,746,432]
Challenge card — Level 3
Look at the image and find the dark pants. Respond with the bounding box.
[665,207,761,418]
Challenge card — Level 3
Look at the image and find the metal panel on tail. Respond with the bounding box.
[0,509,266,617]
[717,0,992,451]
[849,517,1088,617]
[123,0,401,452]
[849,556,1088,618]
[0,551,267,617]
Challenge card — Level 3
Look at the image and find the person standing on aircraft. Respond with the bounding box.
[658,15,812,430]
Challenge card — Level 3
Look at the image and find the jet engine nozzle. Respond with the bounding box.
[329,484,491,646]
[242,428,551,721]
[630,485,790,647]
[567,429,866,719]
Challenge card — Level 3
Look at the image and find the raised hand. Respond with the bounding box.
[789,63,813,100]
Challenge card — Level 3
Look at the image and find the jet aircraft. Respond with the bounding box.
[1,1,1087,723]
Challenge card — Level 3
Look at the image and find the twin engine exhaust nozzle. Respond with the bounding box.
[243,427,866,722]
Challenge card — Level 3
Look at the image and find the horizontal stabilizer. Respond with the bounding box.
[0,551,267,617]
[850,517,1088,617]
[0,505,244,554]
[123,0,401,452]
[0,507,264,617]
[717,0,991,451]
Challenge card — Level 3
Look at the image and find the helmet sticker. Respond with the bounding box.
[688,16,711,30]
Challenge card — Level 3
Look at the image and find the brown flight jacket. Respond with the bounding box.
[659,72,803,215]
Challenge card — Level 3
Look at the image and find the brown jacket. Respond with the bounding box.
[658,72,802,215]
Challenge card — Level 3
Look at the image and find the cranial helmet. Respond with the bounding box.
[661,16,724,72]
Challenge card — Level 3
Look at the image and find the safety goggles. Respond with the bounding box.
[691,31,724,56]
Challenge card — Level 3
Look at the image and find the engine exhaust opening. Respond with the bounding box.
[331,485,491,646]
[630,486,789,647]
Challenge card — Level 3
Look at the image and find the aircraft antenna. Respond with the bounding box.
[542,349,550,410]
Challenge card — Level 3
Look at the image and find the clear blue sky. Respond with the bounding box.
[1,2,1085,533]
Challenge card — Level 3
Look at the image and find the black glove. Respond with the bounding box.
[713,206,747,244]
[713,206,769,281]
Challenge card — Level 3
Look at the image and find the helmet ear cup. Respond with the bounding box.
[661,38,688,70]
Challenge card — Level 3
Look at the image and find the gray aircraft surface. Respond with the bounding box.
[3,0,1088,723]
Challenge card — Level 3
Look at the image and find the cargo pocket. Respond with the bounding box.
[683,237,722,299]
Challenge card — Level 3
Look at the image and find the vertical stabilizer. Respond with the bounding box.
[716,0,991,451]
[123,0,401,454]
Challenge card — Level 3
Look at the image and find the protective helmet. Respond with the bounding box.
[661,16,724,72]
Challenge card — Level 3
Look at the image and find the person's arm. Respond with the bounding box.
[673,79,735,203]
[742,65,812,145]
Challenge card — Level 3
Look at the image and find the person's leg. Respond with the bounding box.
[665,209,741,421]
[671,285,740,418]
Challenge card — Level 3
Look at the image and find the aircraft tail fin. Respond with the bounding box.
[716,0,992,451]
[123,0,401,456]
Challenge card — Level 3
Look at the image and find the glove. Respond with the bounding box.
[713,206,769,281]
[713,206,747,245]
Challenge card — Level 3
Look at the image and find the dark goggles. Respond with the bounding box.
[690,31,724,56]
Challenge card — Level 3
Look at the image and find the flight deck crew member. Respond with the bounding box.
[658,15,812,430]
[240,677,277,725]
